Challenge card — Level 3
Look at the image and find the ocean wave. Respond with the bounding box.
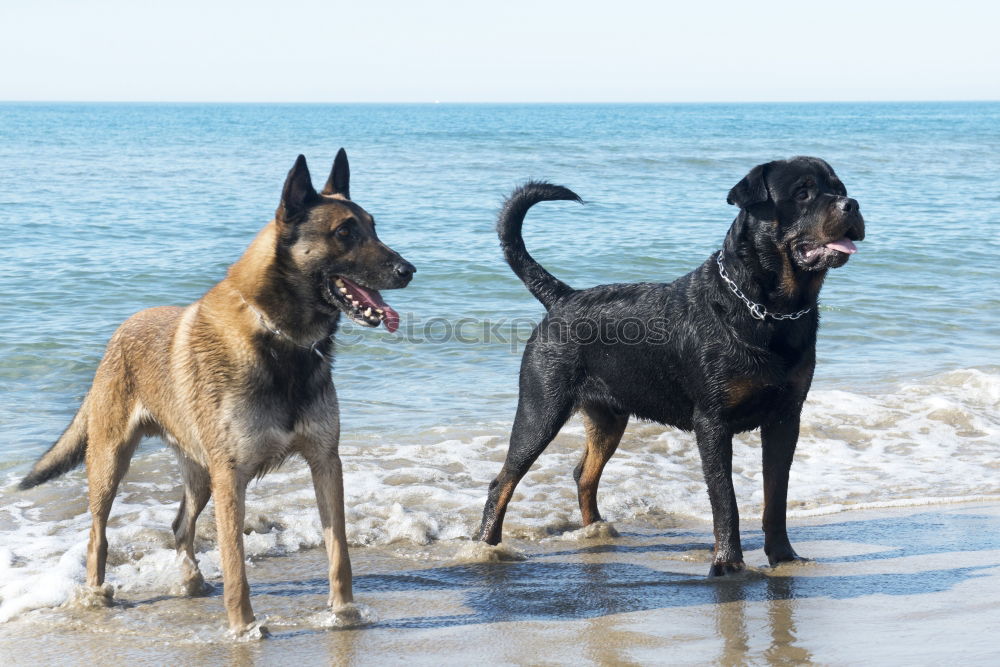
[0,367,996,622]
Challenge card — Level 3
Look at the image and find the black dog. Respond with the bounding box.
[477,157,864,575]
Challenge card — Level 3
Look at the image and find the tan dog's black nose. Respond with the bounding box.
[393,260,415,282]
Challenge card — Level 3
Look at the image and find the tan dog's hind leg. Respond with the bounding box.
[574,406,628,526]
[307,454,354,608]
[84,401,143,596]
[172,456,212,595]
[210,467,255,631]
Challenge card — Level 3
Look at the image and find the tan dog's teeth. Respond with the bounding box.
[364,308,372,316]
[351,300,359,307]
[335,279,344,287]
[376,309,384,314]
[339,287,348,294]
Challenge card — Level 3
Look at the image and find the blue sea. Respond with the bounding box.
[0,102,998,625]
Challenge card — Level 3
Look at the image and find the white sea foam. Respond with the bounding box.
[452,541,527,563]
[305,602,379,629]
[0,367,997,622]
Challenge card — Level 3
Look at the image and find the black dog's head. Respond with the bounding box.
[275,150,415,332]
[726,156,865,272]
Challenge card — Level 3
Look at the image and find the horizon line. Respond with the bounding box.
[1,98,998,105]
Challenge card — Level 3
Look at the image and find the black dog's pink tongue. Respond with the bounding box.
[339,278,400,333]
[825,237,858,254]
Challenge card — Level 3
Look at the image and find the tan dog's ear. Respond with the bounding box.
[727,162,773,209]
[277,154,318,224]
[322,148,350,199]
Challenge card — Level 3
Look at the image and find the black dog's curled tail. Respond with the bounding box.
[498,181,582,310]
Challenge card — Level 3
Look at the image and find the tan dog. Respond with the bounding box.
[19,150,415,633]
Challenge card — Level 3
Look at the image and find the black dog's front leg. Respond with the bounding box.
[760,417,806,566]
[694,413,744,576]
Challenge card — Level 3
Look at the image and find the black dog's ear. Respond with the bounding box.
[321,148,350,199]
[277,154,317,223]
[726,162,772,209]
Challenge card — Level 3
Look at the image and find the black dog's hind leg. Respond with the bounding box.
[477,382,574,545]
[694,411,745,575]
[574,405,628,526]
[761,417,806,565]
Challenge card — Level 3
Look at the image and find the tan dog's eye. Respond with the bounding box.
[336,226,352,239]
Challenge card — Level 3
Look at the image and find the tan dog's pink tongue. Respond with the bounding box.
[380,306,400,333]
[339,278,400,333]
[825,237,857,254]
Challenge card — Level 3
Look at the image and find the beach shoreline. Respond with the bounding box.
[2,500,999,665]
[1,101,998,664]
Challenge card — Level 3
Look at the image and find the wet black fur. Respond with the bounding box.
[477,157,865,575]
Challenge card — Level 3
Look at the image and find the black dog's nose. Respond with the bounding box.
[838,197,859,214]
[393,260,416,280]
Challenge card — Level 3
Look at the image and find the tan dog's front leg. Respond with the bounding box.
[309,456,353,608]
[211,467,256,631]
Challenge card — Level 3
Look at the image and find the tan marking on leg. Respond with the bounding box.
[479,473,521,545]
[725,377,759,408]
[493,474,520,516]
[576,408,628,526]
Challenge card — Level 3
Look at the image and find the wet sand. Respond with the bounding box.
[2,502,999,665]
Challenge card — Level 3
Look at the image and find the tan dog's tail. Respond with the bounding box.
[19,401,89,489]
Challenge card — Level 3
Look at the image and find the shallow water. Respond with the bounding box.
[1,367,997,624]
[1,102,998,455]
[0,102,998,626]
[3,504,1000,664]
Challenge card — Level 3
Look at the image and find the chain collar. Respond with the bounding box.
[715,251,811,321]
[236,290,333,360]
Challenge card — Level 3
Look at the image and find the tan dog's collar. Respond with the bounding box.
[235,289,333,359]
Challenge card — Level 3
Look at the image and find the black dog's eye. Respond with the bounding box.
[795,189,810,202]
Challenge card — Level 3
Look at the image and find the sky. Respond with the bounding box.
[1,0,997,103]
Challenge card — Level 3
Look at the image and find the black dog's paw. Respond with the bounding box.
[708,561,746,577]
[767,553,811,568]
[765,545,809,567]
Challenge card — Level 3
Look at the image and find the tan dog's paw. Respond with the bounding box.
[65,583,115,609]
[171,571,214,597]
[228,617,270,641]
[310,602,378,628]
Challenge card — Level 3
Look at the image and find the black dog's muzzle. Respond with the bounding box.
[828,196,865,242]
